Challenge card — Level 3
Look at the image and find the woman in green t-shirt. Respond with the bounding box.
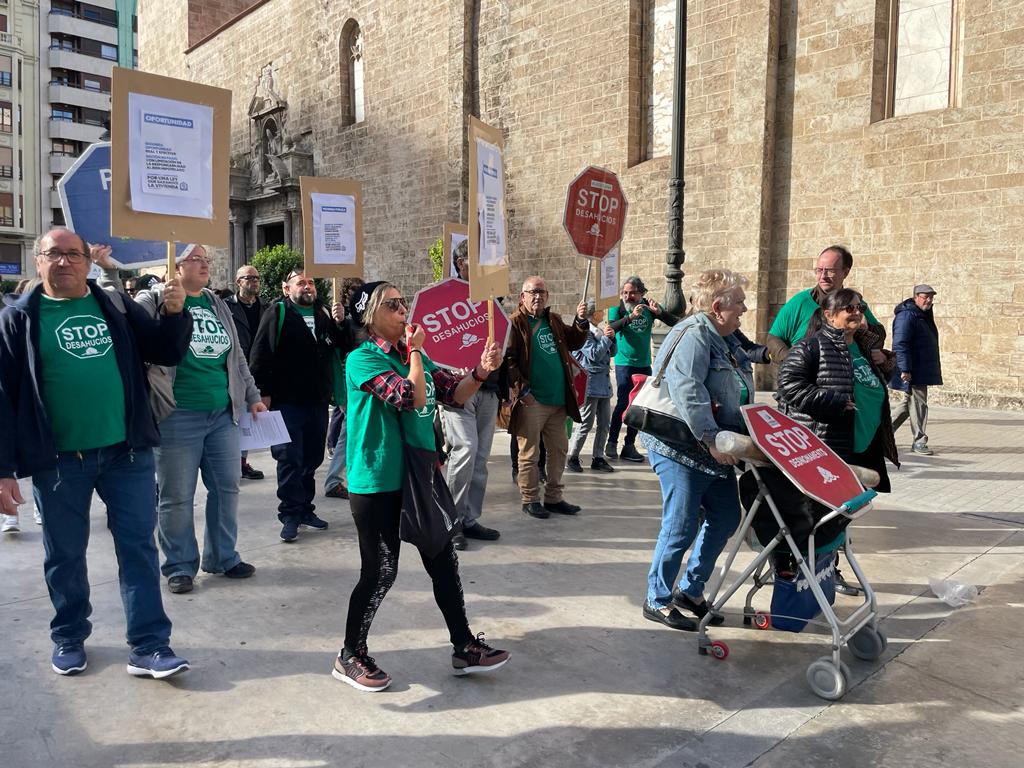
[333,281,510,692]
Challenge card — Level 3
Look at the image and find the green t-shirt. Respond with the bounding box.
[345,340,440,494]
[173,293,231,411]
[849,344,885,453]
[607,304,655,367]
[295,304,316,337]
[527,316,565,407]
[37,293,126,452]
[768,289,879,346]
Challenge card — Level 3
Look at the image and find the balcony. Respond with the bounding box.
[48,48,118,78]
[48,83,111,112]
[48,13,119,45]
[49,117,106,143]
[50,153,77,175]
[0,32,22,49]
[51,188,64,209]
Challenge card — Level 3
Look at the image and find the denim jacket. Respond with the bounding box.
[641,313,755,476]
[572,323,616,398]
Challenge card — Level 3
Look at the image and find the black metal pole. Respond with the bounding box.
[663,0,687,316]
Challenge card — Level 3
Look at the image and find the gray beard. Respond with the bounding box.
[624,300,638,312]
[295,293,315,307]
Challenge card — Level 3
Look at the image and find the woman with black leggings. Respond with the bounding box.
[334,281,509,692]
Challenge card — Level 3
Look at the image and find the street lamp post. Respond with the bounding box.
[663,0,687,316]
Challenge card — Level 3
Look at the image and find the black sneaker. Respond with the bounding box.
[463,522,500,540]
[224,561,255,579]
[604,441,618,460]
[522,502,549,519]
[452,532,468,550]
[300,512,329,530]
[280,519,299,542]
[452,633,510,675]
[167,575,193,594]
[642,602,697,631]
[671,589,725,626]
[544,500,580,515]
[332,651,391,692]
[566,456,583,473]
[620,444,644,462]
[835,568,862,596]
[240,460,264,480]
[590,457,615,473]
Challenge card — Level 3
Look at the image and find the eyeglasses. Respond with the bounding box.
[237,275,260,281]
[814,267,839,277]
[840,303,864,313]
[382,297,409,312]
[181,256,211,265]
[523,289,548,296]
[39,249,87,263]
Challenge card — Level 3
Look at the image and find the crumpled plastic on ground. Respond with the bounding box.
[929,578,979,608]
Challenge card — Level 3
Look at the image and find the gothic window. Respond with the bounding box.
[340,19,364,126]
[629,0,674,166]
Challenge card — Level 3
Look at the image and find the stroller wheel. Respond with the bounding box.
[807,658,848,700]
[709,640,729,660]
[848,626,887,661]
[753,612,771,630]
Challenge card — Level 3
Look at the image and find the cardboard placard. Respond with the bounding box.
[110,67,231,246]
[299,176,364,279]
[467,117,510,302]
[442,222,468,280]
[595,246,620,312]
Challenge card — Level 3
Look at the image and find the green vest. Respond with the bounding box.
[608,304,654,367]
[38,293,127,451]
[528,316,565,406]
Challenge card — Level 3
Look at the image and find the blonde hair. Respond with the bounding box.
[362,282,399,333]
[688,269,748,314]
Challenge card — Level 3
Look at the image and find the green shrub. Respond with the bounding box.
[250,244,331,303]
[428,238,443,282]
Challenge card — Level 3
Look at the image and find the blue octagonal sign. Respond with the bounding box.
[57,142,187,269]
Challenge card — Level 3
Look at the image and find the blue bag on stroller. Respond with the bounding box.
[770,551,837,632]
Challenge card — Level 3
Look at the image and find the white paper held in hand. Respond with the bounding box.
[238,411,292,452]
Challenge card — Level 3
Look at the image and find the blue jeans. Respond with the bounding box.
[32,443,172,653]
[154,408,242,579]
[609,364,652,447]
[271,402,328,522]
[324,408,348,492]
[646,449,740,608]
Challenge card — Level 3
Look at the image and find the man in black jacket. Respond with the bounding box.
[890,284,942,455]
[226,264,270,480]
[249,268,354,542]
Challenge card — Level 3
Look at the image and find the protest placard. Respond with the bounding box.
[299,177,364,281]
[467,117,510,304]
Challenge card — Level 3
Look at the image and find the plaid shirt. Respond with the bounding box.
[362,334,461,412]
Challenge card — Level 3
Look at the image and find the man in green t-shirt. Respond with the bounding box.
[504,276,589,519]
[0,227,193,679]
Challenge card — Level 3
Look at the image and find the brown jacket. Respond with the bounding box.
[502,305,588,428]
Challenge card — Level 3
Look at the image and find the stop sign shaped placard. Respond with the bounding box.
[741,404,864,510]
[409,278,511,371]
[563,165,628,260]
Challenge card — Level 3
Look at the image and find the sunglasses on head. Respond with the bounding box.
[383,297,409,311]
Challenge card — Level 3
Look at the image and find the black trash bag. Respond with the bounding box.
[399,443,458,559]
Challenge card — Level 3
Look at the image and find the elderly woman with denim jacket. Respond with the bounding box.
[641,269,753,632]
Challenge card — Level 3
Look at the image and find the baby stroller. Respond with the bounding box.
[696,431,887,700]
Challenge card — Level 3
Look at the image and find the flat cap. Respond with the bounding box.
[913,284,936,295]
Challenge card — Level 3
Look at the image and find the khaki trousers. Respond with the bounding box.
[515,402,569,504]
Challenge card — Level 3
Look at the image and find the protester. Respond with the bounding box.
[137,245,264,595]
[226,263,270,480]
[891,284,942,455]
[0,227,192,678]
[504,276,589,519]
[249,268,354,542]
[606,276,679,462]
[566,300,616,473]
[334,281,509,691]
[642,269,751,632]
[324,277,364,500]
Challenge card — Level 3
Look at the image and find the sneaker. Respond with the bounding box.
[300,512,329,530]
[240,460,264,480]
[127,647,190,679]
[167,575,193,594]
[325,484,350,499]
[452,532,468,550]
[604,441,618,460]
[642,602,697,632]
[912,442,934,456]
[1,514,19,533]
[463,522,500,541]
[223,561,255,579]
[51,642,88,676]
[620,444,644,462]
[671,589,725,626]
[590,457,615,473]
[332,651,392,692]
[452,633,509,675]
[33,506,42,525]
[522,502,549,519]
[835,568,862,596]
[565,456,583,473]
[280,519,299,542]
[544,500,580,515]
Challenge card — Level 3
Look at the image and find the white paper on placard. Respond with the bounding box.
[599,247,620,301]
[449,231,468,278]
[310,192,358,265]
[127,93,214,219]
[238,410,291,452]
[474,137,506,267]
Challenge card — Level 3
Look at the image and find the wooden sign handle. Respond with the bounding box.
[166,241,175,280]
[487,296,495,345]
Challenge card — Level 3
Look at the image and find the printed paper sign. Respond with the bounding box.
[475,137,507,267]
[311,192,358,265]
[238,410,292,451]
[599,247,619,301]
[127,93,214,219]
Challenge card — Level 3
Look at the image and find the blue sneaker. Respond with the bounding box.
[127,647,190,679]
[51,642,88,676]
[280,519,299,542]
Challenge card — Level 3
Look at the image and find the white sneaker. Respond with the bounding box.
[1,514,20,533]
[33,506,42,525]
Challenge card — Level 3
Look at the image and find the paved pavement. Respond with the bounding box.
[2,404,1022,768]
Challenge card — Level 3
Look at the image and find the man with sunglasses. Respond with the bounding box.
[504,277,589,519]
[0,227,193,678]
[226,264,270,480]
[249,268,355,542]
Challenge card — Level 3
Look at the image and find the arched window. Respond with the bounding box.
[340,19,364,126]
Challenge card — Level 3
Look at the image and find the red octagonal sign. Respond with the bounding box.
[563,165,628,260]
[409,278,511,371]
